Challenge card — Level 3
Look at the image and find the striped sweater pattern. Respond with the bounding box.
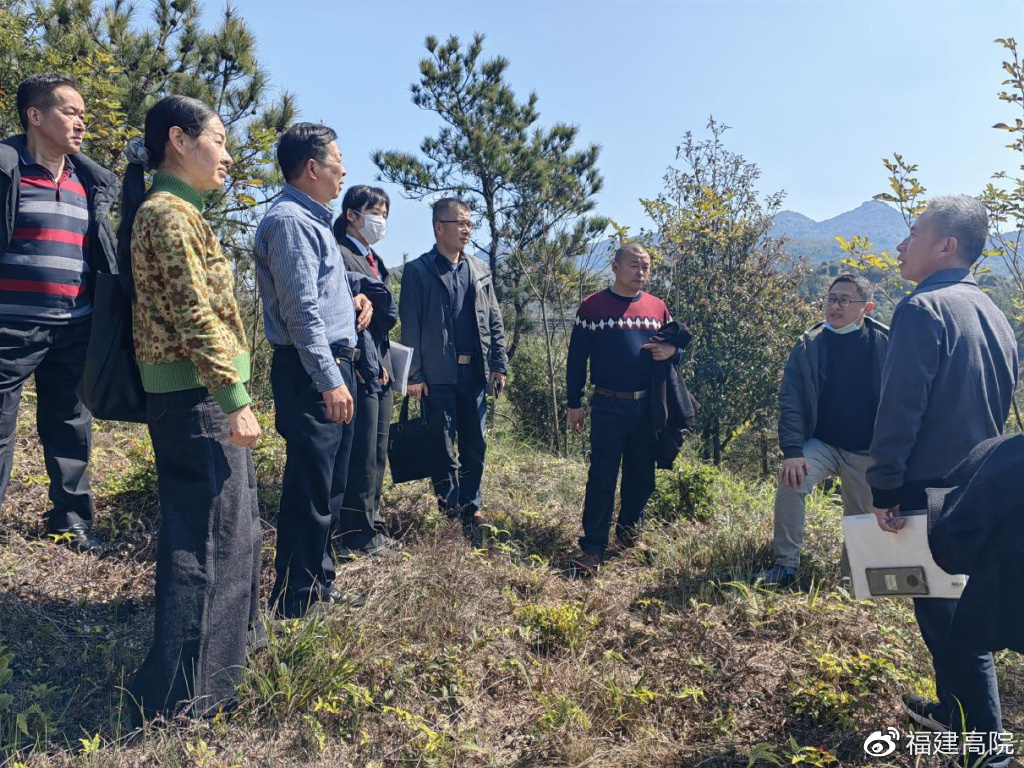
[0,155,92,323]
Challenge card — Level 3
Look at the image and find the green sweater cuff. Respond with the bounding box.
[214,381,252,414]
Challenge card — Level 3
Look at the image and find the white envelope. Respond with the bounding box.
[842,513,967,600]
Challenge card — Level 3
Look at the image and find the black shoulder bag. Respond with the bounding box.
[388,396,456,484]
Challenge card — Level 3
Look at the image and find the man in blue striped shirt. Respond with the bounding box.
[0,74,119,552]
[254,122,372,619]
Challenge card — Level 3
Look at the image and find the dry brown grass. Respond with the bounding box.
[0,394,1022,767]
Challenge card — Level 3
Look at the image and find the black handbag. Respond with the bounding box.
[388,395,456,484]
[77,272,147,423]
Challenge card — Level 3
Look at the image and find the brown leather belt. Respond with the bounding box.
[457,354,476,365]
[594,386,647,400]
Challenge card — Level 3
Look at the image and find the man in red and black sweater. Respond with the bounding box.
[0,74,119,551]
[567,242,681,575]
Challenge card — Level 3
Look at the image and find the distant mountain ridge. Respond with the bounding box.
[772,200,908,263]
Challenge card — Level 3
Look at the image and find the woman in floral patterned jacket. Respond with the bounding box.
[117,95,263,722]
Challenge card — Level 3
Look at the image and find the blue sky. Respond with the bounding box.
[208,0,1021,266]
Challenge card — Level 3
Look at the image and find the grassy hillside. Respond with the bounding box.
[0,394,1022,767]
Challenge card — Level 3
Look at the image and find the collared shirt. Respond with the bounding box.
[434,249,477,355]
[0,150,91,324]
[349,235,379,278]
[254,184,356,392]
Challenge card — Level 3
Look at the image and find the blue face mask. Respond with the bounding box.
[824,320,861,334]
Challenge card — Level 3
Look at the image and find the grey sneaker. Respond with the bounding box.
[751,563,797,588]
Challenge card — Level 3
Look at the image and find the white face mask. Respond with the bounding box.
[358,212,387,245]
[824,320,861,334]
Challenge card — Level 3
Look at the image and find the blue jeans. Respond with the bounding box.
[130,388,262,719]
[579,394,656,557]
[425,366,487,517]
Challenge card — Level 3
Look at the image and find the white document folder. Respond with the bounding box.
[389,342,413,396]
[842,513,967,600]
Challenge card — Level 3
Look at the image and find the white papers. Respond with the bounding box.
[842,513,967,600]
[389,342,413,396]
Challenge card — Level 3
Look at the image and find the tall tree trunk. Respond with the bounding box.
[713,415,723,466]
[539,298,563,454]
[508,294,525,362]
[486,198,500,300]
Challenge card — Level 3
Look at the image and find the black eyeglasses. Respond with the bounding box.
[824,294,868,309]
[437,220,474,231]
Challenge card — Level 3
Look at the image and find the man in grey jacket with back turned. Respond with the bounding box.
[867,195,1018,757]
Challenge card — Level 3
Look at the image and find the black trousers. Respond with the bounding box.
[579,394,657,557]
[0,319,94,531]
[270,347,357,618]
[130,388,263,719]
[337,381,393,549]
[426,366,488,516]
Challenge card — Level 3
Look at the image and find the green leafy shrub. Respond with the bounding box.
[507,334,565,447]
[647,457,719,523]
[536,693,591,732]
[514,601,597,654]
[789,651,897,727]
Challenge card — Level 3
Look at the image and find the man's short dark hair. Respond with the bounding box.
[926,195,989,266]
[16,73,78,130]
[614,242,649,264]
[432,197,470,224]
[276,122,337,183]
[828,273,874,303]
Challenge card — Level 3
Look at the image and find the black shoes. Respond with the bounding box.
[50,521,105,553]
[901,693,952,733]
[326,585,363,610]
[750,563,798,589]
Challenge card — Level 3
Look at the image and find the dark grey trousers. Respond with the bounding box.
[337,382,393,549]
[0,319,94,530]
[130,388,263,719]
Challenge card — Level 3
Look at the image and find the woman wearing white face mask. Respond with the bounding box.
[332,186,398,555]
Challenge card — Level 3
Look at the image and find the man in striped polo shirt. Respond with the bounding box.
[0,74,119,551]
[566,242,682,576]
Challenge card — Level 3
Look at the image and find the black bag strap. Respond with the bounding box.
[399,395,411,423]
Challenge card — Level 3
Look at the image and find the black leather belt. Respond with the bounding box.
[273,344,361,363]
[594,386,647,400]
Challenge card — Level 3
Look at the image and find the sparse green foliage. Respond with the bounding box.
[241,614,361,723]
[643,118,815,464]
[648,455,720,523]
[837,153,924,310]
[514,600,598,654]
[790,651,898,728]
[982,36,1024,338]
[536,693,591,732]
